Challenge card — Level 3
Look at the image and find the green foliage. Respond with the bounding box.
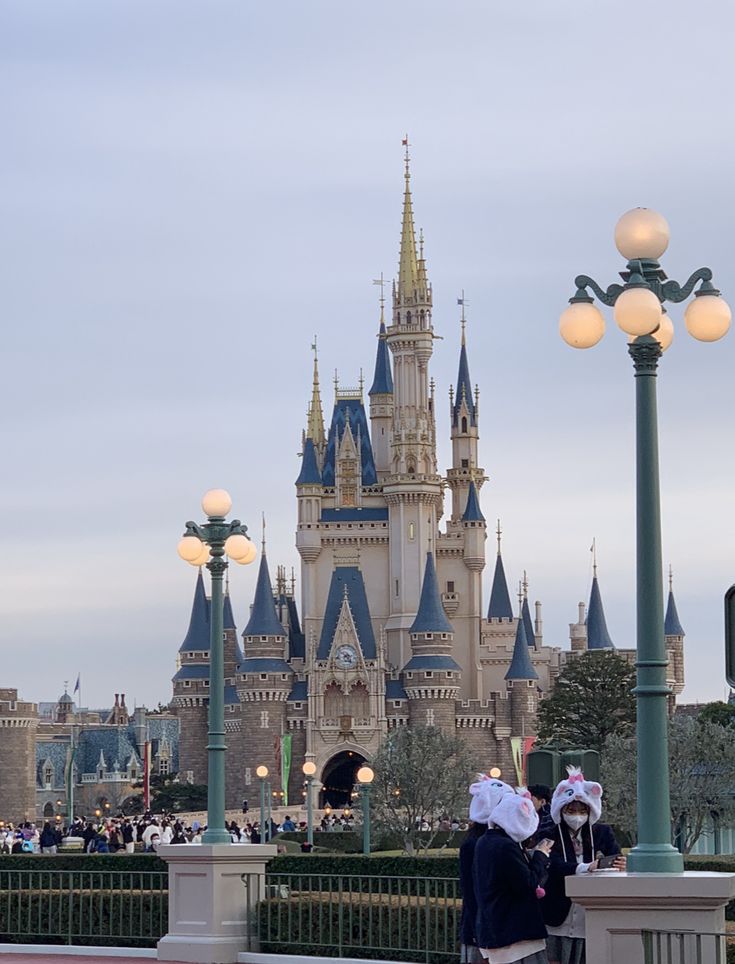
[126,775,208,814]
[698,701,735,729]
[270,853,459,880]
[367,725,477,855]
[276,830,466,854]
[0,853,168,871]
[602,716,735,853]
[536,650,636,752]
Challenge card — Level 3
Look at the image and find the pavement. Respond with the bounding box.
[0,957,172,964]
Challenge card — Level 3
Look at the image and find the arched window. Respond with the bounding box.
[406,312,412,325]
[461,416,467,433]
[44,765,53,787]
[349,681,369,720]
[324,682,344,718]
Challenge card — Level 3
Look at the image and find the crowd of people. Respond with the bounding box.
[459,767,625,964]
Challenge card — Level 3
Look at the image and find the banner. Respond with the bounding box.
[281,733,292,808]
[510,737,524,786]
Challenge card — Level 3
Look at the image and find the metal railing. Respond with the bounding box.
[245,871,460,963]
[642,929,729,964]
[0,869,168,946]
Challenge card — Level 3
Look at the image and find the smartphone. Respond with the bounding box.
[597,854,617,869]
[540,838,555,850]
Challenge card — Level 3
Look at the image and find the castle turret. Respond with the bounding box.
[447,309,484,524]
[505,613,539,739]
[172,570,211,784]
[402,553,461,732]
[586,563,615,650]
[665,567,685,704]
[369,307,394,479]
[487,523,513,622]
[521,574,537,649]
[0,689,38,820]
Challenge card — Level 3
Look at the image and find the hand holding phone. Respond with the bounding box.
[535,838,555,856]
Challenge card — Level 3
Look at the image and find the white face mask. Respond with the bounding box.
[563,812,588,832]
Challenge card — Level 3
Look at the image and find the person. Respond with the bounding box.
[39,821,58,855]
[147,831,161,853]
[11,833,25,854]
[473,790,552,963]
[281,814,296,832]
[541,768,625,964]
[250,823,261,844]
[460,776,515,962]
[528,785,555,839]
[122,820,135,854]
[242,799,248,815]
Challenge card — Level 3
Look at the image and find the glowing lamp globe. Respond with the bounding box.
[559,301,605,349]
[191,543,211,567]
[256,765,269,779]
[357,766,375,785]
[178,535,205,562]
[224,533,251,560]
[489,767,502,779]
[233,538,257,565]
[685,294,732,342]
[614,208,670,261]
[614,286,662,336]
[302,761,317,777]
[201,488,232,518]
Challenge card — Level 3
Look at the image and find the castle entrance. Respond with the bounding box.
[320,750,366,808]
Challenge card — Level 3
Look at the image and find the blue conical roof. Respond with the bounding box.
[452,339,476,428]
[179,571,210,653]
[505,617,539,680]
[223,592,236,631]
[586,576,615,649]
[242,554,286,638]
[410,553,453,635]
[296,437,322,485]
[369,320,394,395]
[462,480,485,522]
[488,553,513,620]
[521,594,535,648]
[664,590,685,637]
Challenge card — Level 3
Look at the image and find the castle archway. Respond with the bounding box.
[320,750,367,808]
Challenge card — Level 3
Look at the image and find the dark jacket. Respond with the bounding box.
[541,820,620,927]
[459,830,482,945]
[473,828,549,950]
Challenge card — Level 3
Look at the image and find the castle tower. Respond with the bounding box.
[171,570,211,784]
[487,523,514,623]
[384,146,443,670]
[0,688,39,820]
[665,567,685,707]
[447,311,484,524]
[505,613,539,741]
[402,552,461,732]
[521,574,537,650]
[586,560,615,650]
[55,688,74,724]
[368,306,394,480]
[237,551,292,800]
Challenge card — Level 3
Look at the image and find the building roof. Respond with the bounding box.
[173,664,210,681]
[369,319,394,395]
[242,554,287,639]
[320,507,388,522]
[410,553,454,635]
[462,480,485,522]
[317,567,377,659]
[403,654,461,672]
[397,155,419,301]
[521,595,535,648]
[238,657,293,674]
[223,592,236,631]
[276,594,306,661]
[288,679,308,701]
[665,589,685,637]
[505,617,539,680]
[224,684,239,706]
[386,679,408,700]
[488,553,513,620]
[321,398,377,487]
[452,331,476,429]
[586,576,615,650]
[179,571,211,653]
[296,436,322,485]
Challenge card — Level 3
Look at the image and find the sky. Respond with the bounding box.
[2,0,735,710]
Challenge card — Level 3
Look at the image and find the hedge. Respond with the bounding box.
[270,853,459,880]
[275,830,465,855]
[0,853,168,872]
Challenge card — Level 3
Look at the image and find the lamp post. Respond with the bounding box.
[560,207,730,873]
[256,766,268,843]
[177,488,257,845]
[302,761,316,848]
[356,766,374,856]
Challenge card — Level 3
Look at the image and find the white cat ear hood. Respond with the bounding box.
[550,766,603,825]
[490,790,539,843]
[468,775,515,825]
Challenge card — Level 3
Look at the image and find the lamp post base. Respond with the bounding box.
[566,871,735,964]
[626,842,684,874]
[157,843,277,964]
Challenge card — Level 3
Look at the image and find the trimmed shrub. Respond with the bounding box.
[0,853,168,872]
[270,853,459,881]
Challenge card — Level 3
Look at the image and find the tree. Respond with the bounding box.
[126,775,208,815]
[368,725,478,855]
[698,701,735,729]
[601,716,735,853]
[536,650,636,753]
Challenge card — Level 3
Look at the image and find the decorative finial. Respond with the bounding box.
[419,227,424,260]
[225,567,230,594]
[359,368,364,396]
[402,133,410,178]
[373,273,387,317]
[669,564,673,592]
[496,519,502,555]
[311,334,318,362]
[261,512,266,553]
[63,680,69,696]
[517,579,523,615]
[334,368,339,398]
[523,570,528,600]
[457,290,468,344]
[591,537,597,578]
[290,567,296,596]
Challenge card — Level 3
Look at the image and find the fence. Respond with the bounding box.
[641,929,730,964]
[0,869,168,947]
[244,871,461,963]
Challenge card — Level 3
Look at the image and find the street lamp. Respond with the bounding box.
[560,207,730,873]
[178,488,257,845]
[256,765,269,843]
[356,766,374,856]
[488,767,502,779]
[302,761,316,849]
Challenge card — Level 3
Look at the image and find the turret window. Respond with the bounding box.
[447,581,455,593]
[260,674,268,681]
[408,522,415,541]
[441,633,449,640]
[260,711,269,728]
[44,766,52,787]
[425,708,435,726]
[461,417,467,433]
[425,671,433,679]
[461,459,469,468]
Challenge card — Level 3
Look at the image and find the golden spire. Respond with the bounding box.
[306,336,325,447]
[397,134,419,304]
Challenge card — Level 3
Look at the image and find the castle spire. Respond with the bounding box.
[242,552,286,639]
[505,611,539,681]
[452,299,477,429]
[369,282,394,396]
[586,559,615,650]
[487,528,513,620]
[462,479,485,522]
[397,135,419,304]
[178,570,210,653]
[521,572,536,648]
[410,552,453,635]
[307,336,325,447]
[665,567,685,636]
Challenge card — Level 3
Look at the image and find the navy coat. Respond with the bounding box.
[472,828,549,951]
[540,820,620,927]
[459,831,482,945]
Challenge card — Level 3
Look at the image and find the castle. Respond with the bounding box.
[170,151,686,809]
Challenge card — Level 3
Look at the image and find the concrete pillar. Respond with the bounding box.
[566,871,735,964]
[157,843,277,964]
